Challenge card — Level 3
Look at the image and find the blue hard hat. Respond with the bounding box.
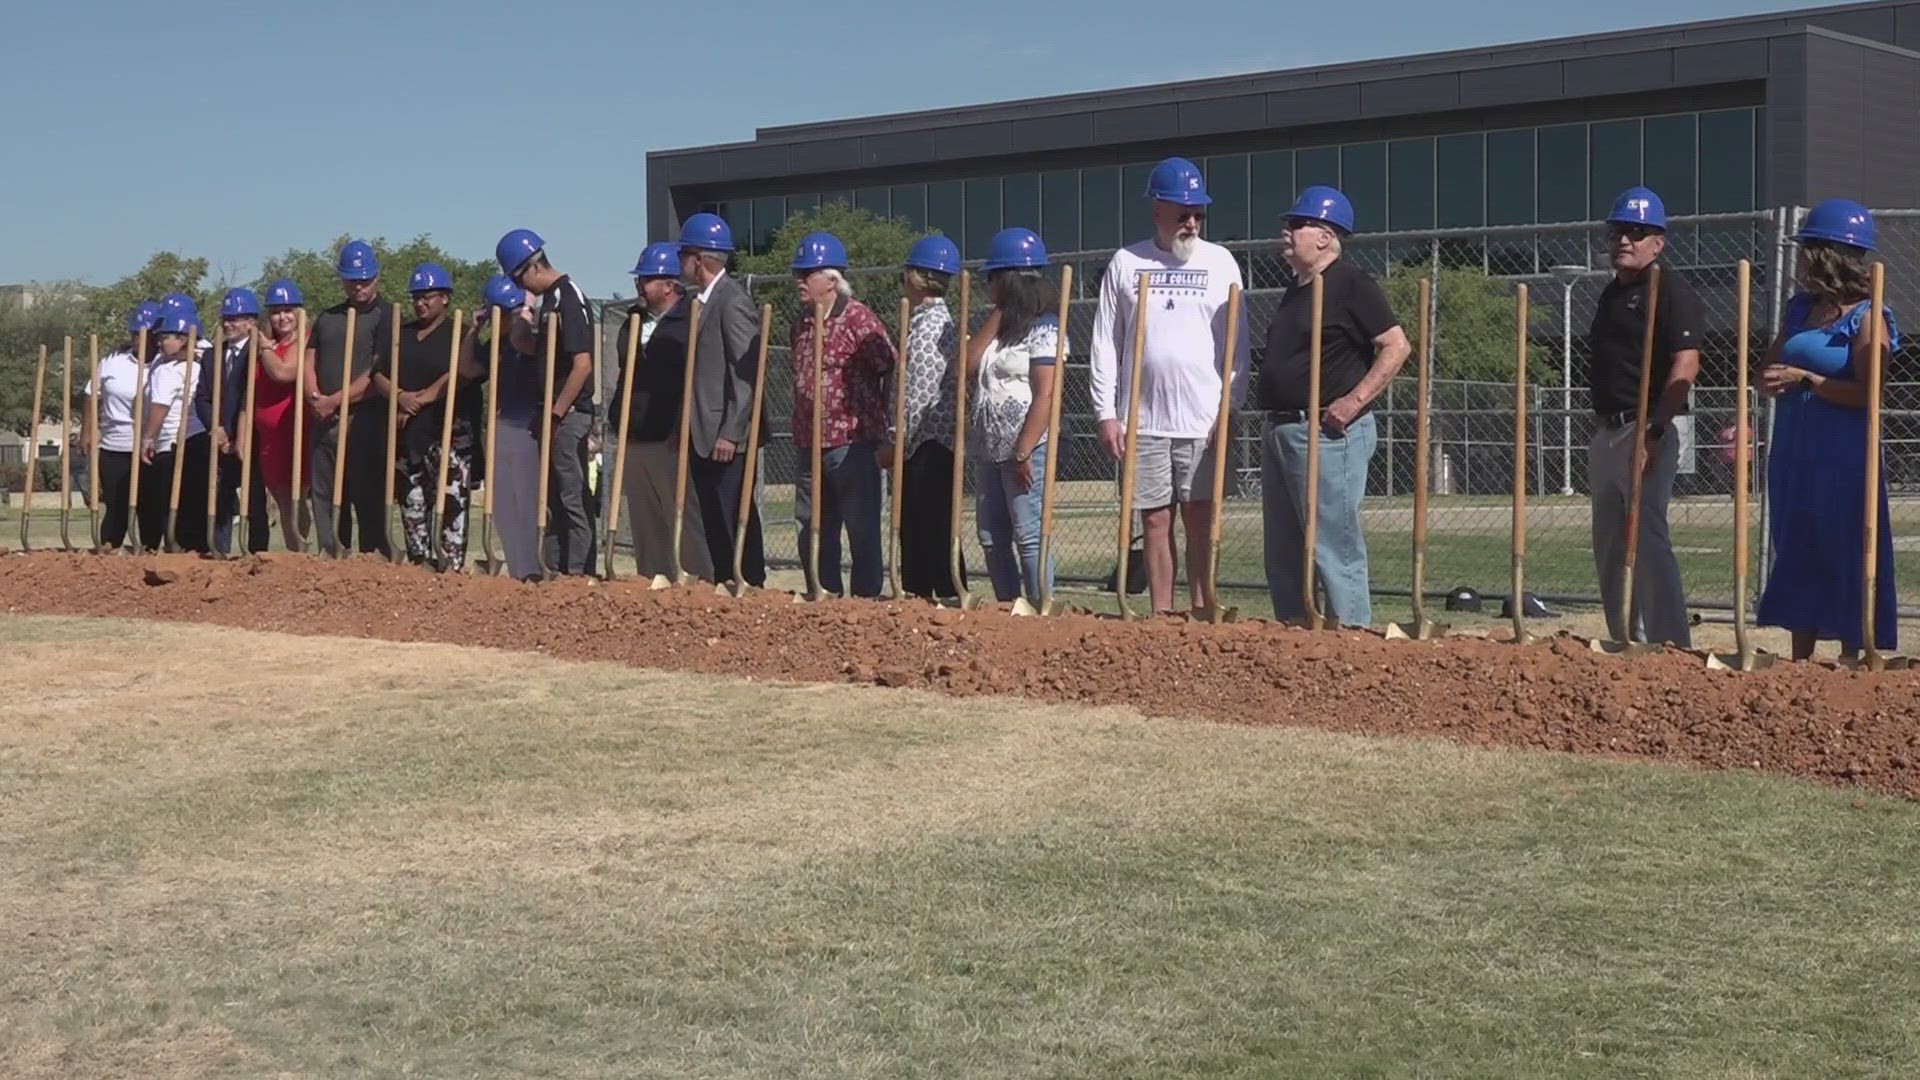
[1799,198,1877,251]
[409,263,453,294]
[126,301,162,335]
[791,231,848,272]
[677,212,734,254]
[220,288,261,318]
[495,228,545,275]
[482,273,527,312]
[264,279,304,308]
[982,227,1048,271]
[159,292,200,330]
[1146,157,1211,206]
[1607,186,1668,231]
[903,235,961,275]
[1285,185,1356,234]
[336,239,379,281]
[155,314,196,336]
[629,242,682,279]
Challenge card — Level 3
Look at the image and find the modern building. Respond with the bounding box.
[646,0,1920,260]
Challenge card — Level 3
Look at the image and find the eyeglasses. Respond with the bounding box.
[1609,224,1660,242]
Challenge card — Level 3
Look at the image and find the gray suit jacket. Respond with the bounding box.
[690,272,763,457]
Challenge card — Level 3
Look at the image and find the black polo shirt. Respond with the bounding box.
[1586,263,1704,417]
[307,299,394,396]
[1258,257,1399,412]
[534,275,595,415]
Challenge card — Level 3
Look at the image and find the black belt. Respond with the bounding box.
[1263,409,1308,424]
[1596,411,1677,430]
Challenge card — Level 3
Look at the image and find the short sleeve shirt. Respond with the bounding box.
[1586,264,1704,416]
[1258,257,1399,412]
[307,300,393,396]
[535,276,595,414]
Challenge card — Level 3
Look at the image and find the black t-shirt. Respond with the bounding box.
[1258,257,1400,412]
[534,276,595,414]
[1586,263,1703,416]
[307,300,394,396]
[394,318,480,455]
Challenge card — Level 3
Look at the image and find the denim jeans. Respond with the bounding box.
[794,441,884,598]
[1261,412,1377,627]
[975,442,1053,603]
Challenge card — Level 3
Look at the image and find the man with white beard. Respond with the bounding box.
[1089,156,1249,615]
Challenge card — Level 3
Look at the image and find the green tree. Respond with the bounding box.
[84,252,211,340]
[1383,267,1555,384]
[734,201,935,337]
[256,235,496,320]
[0,286,93,436]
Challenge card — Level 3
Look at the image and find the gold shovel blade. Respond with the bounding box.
[1706,650,1776,671]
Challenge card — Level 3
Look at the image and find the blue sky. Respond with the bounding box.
[0,0,1824,296]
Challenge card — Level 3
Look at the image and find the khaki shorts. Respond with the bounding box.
[1130,435,1217,510]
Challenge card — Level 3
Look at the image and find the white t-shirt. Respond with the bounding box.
[1088,237,1251,439]
[971,314,1059,463]
[144,356,200,452]
[90,351,145,453]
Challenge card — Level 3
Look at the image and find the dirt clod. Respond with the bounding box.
[8,552,1920,799]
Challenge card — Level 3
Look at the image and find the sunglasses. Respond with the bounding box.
[1610,224,1660,242]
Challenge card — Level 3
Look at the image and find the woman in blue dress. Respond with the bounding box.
[1756,199,1897,660]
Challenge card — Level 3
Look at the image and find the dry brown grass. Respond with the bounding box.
[4,615,1919,1078]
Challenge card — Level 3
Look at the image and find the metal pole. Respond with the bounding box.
[1759,207,1793,582]
[1561,279,1575,496]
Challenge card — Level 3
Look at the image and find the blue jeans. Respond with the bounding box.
[1261,412,1377,627]
[975,442,1053,603]
[795,441,884,598]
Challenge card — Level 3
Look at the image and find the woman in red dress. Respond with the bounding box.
[250,278,312,548]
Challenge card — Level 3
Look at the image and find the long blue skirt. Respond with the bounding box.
[1756,402,1898,650]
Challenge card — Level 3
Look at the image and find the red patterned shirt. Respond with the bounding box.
[788,297,896,450]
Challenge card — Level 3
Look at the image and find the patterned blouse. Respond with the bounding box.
[971,314,1060,464]
[788,297,896,450]
[898,299,958,453]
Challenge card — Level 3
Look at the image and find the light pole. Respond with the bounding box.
[1549,264,1606,497]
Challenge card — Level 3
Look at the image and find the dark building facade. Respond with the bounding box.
[647,1,1920,261]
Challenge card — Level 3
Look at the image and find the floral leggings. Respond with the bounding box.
[400,443,472,571]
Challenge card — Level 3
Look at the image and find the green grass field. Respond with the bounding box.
[4,615,1919,1078]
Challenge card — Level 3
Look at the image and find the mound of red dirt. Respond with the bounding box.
[5,552,1919,798]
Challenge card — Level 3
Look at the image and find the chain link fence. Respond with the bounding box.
[578,206,1920,613]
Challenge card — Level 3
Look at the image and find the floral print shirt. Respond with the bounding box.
[789,297,896,450]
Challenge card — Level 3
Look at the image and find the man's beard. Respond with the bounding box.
[1169,234,1196,262]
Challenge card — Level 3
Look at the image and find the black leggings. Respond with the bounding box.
[98,449,169,552]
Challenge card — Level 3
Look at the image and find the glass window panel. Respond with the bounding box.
[1536,123,1587,224]
[819,191,854,211]
[1588,119,1642,219]
[1387,138,1435,232]
[1295,146,1340,195]
[1699,108,1756,213]
[965,177,1001,258]
[1041,170,1080,253]
[789,193,820,213]
[1485,130,1534,226]
[1342,142,1386,232]
[1081,167,1120,251]
[1250,150,1293,238]
[1203,155,1250,243]
[1436,134,1484,228]
[1753,107,1767,207]
[1122,163,1154,241]
[855,186,890,218]
[890,184,927,232]
[1641,114,1697,216]
[718,201,749,253]
[1003,173,1041,233]
[927,181,964,247]
[751,196,786,254]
